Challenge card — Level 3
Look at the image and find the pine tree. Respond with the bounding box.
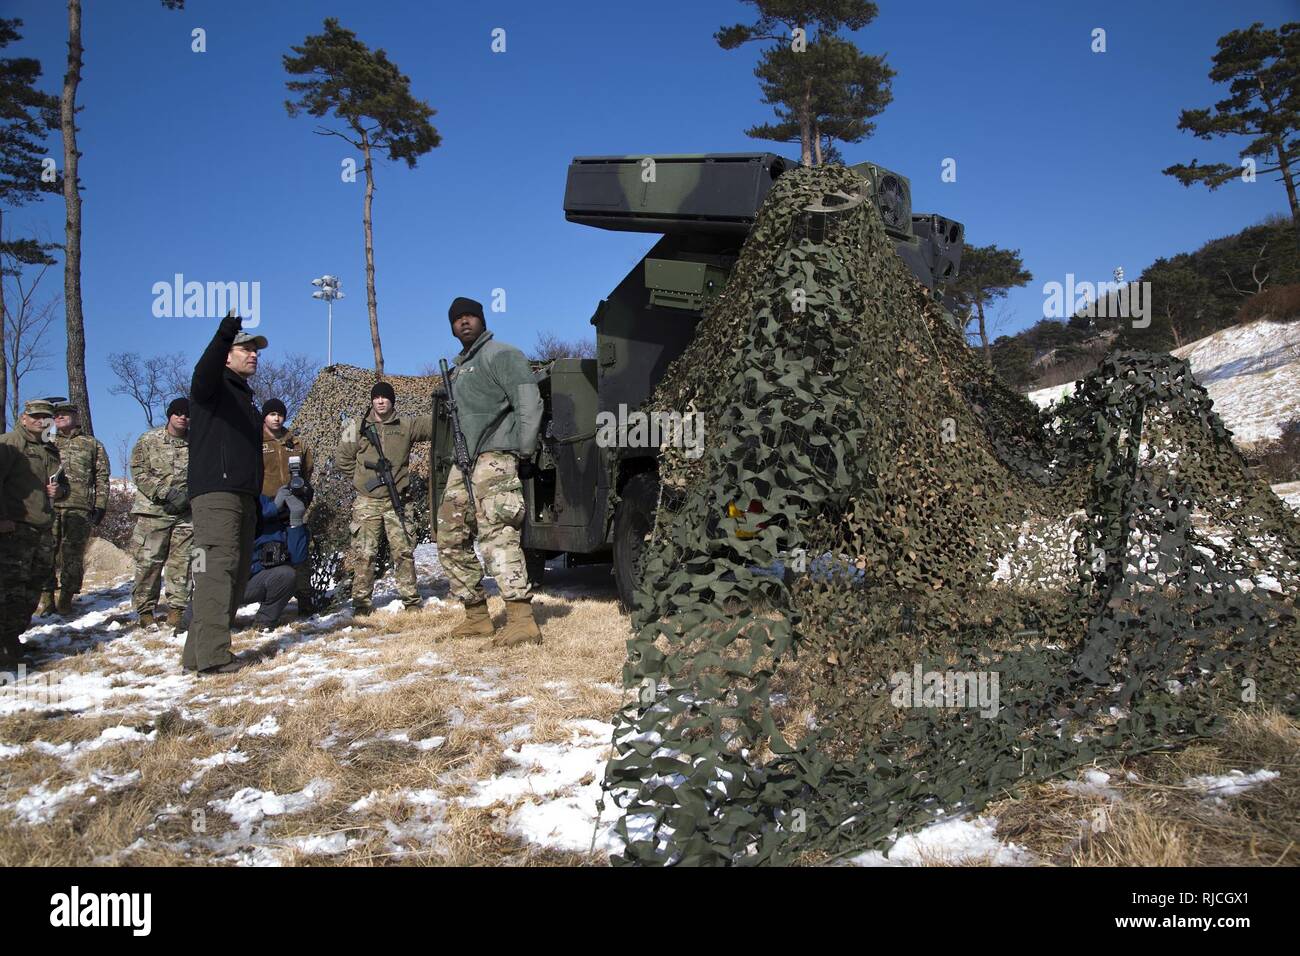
[284,18,441,378]
[949,245,1033,367]
[717,1,890,166]
[745,34,893,165]
[1163,22,1299,242]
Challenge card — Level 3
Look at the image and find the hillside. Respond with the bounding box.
[1029,318,1300,446]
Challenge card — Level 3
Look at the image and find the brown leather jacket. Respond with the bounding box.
[261,427,314,498]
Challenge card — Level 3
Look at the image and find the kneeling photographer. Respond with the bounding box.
[244,480,312,630]
[261,398,317,617]
[182,479,311,632]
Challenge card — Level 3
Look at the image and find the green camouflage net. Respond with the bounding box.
[604,164,1300,866]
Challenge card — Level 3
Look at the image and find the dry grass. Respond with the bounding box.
[0,563,628,867]
[989,709,1298,866]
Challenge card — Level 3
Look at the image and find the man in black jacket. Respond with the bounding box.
[183,313,266,674]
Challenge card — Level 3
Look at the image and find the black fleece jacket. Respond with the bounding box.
[188,315,264,499]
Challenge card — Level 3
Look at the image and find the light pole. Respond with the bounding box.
[311,275,344,366]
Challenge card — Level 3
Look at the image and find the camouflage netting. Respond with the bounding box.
[292,365,441,603]
[604,164,1300,865]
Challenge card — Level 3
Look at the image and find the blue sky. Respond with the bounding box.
[3,0,1296,473]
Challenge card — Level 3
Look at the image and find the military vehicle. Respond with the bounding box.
[431,152,965,609]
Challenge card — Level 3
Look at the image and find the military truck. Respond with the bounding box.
[431,152,964,609]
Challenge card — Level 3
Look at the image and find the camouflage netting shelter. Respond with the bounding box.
[604,164,1300,865]
[292,364,441,599]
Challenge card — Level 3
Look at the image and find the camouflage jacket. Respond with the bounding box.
[449,330,543,460]
[53,427,110,512]
[129,427,191,519]
[337,409,432,500]
[261,427,314,498]
[0,427,63,529]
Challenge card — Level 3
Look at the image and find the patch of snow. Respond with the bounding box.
[846,815,1034,867]
[181,749,250,794]
[464,720,620,855]
[1184,768,1279,801]
[243,715,281,737]
[285,832,355,856]
[210,778,333,828]
[5,770,141,825]
[1061,768,1120,800]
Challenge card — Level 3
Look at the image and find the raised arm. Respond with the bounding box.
[191,313,242,403]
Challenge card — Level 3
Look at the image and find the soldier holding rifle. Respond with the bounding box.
[337,381,431,616]
[436,296,544,648]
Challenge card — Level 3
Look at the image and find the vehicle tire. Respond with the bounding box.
[613,472,658,613]
[524,548,548,588]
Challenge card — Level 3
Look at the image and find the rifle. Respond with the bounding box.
[439,358,476,510]
[360,416,408,537]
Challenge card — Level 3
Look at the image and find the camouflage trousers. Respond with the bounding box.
[0,522,55,648]
[130,513,194,615]
[436,451,531,604]
[349,494,419,608]
[47,508,94,597]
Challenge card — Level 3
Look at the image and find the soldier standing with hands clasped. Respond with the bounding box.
[437,296,544,648]
[128,397,193,629]
[38,402,110,617]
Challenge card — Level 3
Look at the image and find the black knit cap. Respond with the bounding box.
[448,296,484,324]
[262,398,287,419]
[371,381,396,402]
[166,397,190,418]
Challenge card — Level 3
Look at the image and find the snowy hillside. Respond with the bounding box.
[1027,319,1300,445]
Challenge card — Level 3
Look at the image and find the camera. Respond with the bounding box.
[287,455,313,506]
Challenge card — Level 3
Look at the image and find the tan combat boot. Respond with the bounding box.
[55,589,75,616]
[35,592,55,617]
[166,607,185,631]
[492,600,543,648]
[449,600,495,639]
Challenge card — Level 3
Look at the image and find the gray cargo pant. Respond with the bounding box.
[183,492,257,672]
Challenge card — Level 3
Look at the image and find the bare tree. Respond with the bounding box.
[107,351,188,428]
[1225,242,1271,297]
[530,331,596,362]
[253,351,320,421]
[1,256,59,422]
[115,431,133,480]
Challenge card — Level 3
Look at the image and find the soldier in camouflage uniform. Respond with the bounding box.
[129,398,194,628]
[0,399,68,666]
[36,402,110,617]
[336,382,431,615]
[438,296,544,648]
